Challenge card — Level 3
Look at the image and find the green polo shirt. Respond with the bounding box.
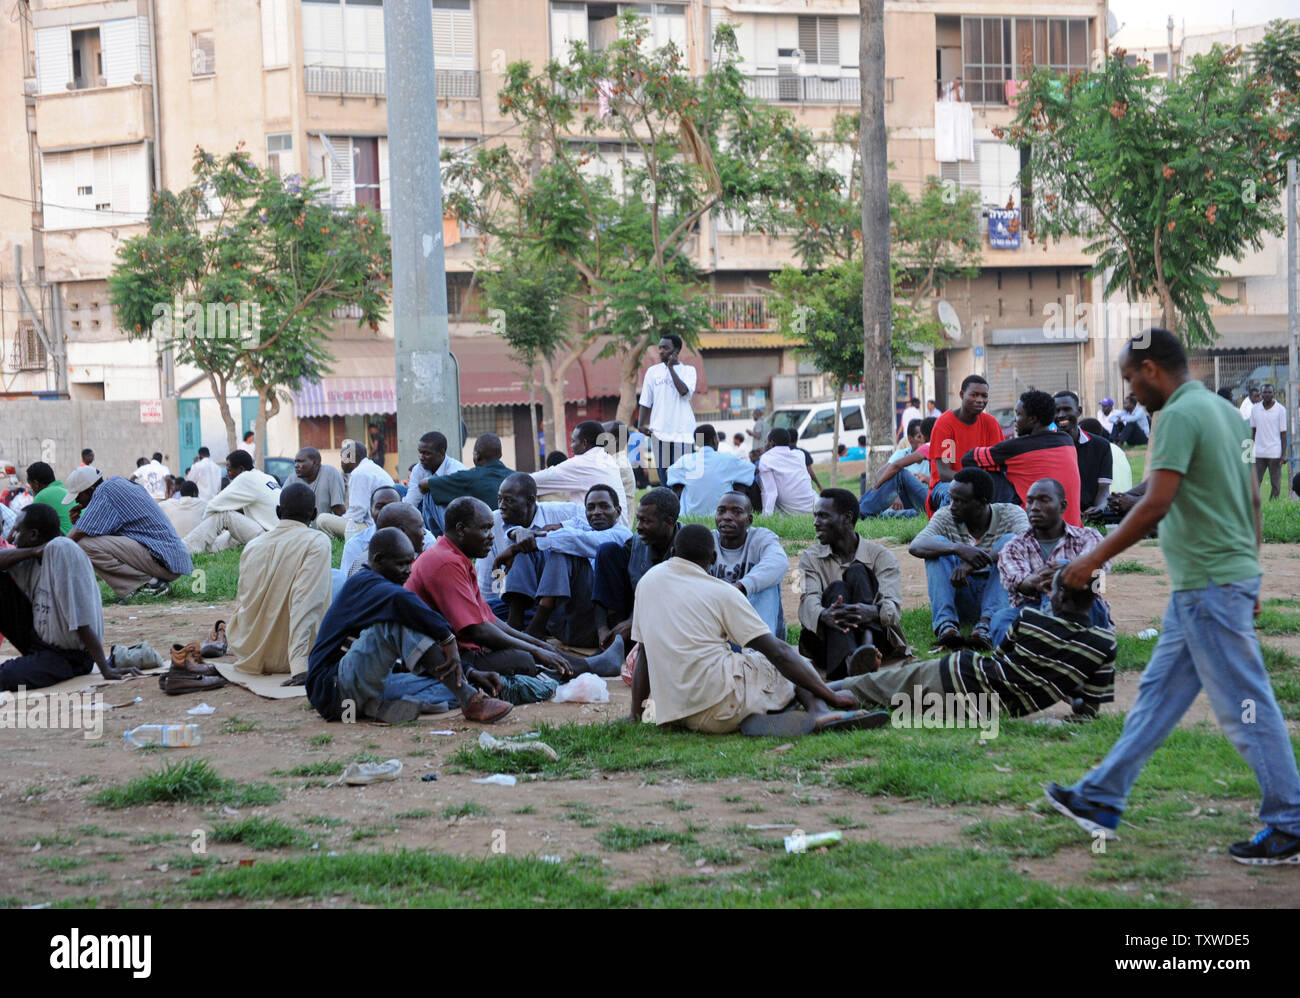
[1149,380,1259,590]
[33,481,73,535]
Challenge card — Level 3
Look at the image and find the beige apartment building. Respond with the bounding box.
[0,0,1113,475]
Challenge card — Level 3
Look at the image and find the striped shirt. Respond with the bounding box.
[75,477,193,576]
[939,608,1115,718]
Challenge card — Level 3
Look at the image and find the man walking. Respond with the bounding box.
[1048,329,1300,865]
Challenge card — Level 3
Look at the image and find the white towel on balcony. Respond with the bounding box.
[934,101,974,162]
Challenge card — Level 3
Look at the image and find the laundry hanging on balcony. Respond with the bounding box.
[934,101,974,162]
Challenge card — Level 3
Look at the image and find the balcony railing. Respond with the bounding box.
[305,65,480,99]
[707,294,772,332]
[740,74,866,105]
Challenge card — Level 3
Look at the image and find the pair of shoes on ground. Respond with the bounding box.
[124,578,171,602]
[1044,782,1300,865]
[935,625,993,652]
[158,642,228,696]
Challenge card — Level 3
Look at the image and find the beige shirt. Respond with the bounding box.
[228,519,333,675]
[631,557,770,725]
[797,536,904,642]
[159,496,208,539]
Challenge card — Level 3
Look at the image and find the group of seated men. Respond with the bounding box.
[2,411,1116,745]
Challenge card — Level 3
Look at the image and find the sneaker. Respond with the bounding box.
[1044,782,1121,840]
[1229,826,1300,866]
[141,578,172,597]
[335,758,404,786]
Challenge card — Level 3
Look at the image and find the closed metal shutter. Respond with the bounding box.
[983,344,1080,410]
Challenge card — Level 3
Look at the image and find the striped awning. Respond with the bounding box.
[293,376,396,418]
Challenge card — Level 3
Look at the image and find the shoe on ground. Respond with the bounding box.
[142,578,171,597]
[200,619,228,658]
[1044,781,1120,840]
[936,626,963,650]
[361,697,422,724]
[462,691,513,724]
[110,642,167,671]
[968,627,994,652]
[159,671,228,696]
[845,644,881,676]
[337,758,403,786]
[1229,826,1300,866]
[170,642,220,677]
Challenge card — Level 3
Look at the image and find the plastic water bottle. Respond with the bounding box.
[123,724,201,748]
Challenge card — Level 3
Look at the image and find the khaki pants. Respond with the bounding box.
[77,535,181,598]
[316,513,349,539]
[678,653,795,734]
[183,510,266,553]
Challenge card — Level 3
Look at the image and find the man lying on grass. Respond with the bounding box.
[628,524,887,736]
[831,568,1115,730]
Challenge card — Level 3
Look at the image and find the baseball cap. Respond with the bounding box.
[62,465,102,503]
[1100,397,1114,407]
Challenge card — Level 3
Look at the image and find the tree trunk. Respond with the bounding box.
[831,384,842,487]
[210,371,239,454]
[860,0,895,463]
[617,333,652,424]
[539,351,581,453]
[255,384,271,472]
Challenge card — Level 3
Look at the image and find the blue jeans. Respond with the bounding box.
[860,471,927,517]
[989,596,1113,646]
[924,537,1012,634]
[930,481,951,509]
[336,620,453,709]
[505,550,596,647]
[1072,577,1300,835]
[745,584,784,639]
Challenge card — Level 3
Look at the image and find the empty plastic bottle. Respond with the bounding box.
[123,723,201,748]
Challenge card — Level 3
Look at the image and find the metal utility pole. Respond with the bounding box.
[384,0,460,471]
[1287,159,1297,484]
[1166,16,1175,81]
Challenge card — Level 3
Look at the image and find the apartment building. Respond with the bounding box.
[1,0,1110,475]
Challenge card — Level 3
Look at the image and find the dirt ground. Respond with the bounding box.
[3,541,1299,908]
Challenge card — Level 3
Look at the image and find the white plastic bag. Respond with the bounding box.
[553,673,610,704]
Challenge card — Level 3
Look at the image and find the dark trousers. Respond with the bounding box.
[0,571,93,692]
[653,438,694,484]
[798,562,885,681]
[1256,457,1283,500]
[1112,421,1148,447]
[505,550,598,648]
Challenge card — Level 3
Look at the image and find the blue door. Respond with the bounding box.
[178,399,201,467]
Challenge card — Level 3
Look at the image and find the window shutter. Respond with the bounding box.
[101,19,139,87]
[817,17,838,66]
[36,26,72,94]
[797,16,817,62]
[262,0,289,67]
[977,141,1020,207]
[136,16,153,83]
[378,137,390,213]
[550,2,586,63]
[327,136,355,206]
[40,153,71,229]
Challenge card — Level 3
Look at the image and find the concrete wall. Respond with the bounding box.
[0,398,178,483]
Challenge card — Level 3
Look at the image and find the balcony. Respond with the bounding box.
[741,75,870,105]
[34,84,154,151]
[305,65,480,100]
[707,294,773,332]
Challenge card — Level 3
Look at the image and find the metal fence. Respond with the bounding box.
[305,65,479,99]
[740,75,867,104]
[1198,350,1291,402]
[706,294,772,331]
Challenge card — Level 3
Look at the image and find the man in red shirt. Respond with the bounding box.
[406,497,629,682]
[927,376,1004,513]
[963,390,1082,526]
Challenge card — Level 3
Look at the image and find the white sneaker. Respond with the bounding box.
[332,758,403,786]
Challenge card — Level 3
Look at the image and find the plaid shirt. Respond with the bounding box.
[998,524,1107,609]
[76,476,193,576]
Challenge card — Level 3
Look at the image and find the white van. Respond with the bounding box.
[769,397,867,463]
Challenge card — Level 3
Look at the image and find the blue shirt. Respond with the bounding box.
[664,446,757,516]
[75,477,193,576]
[840,446,867,461]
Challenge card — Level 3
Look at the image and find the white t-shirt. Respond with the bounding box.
[187,457,223,500]
[207,469,282,531]
[1096,409,1115,434]
[898,406,923,437]
[133,461,169,500]
[344,457,396,526]
[639,362,698,443]
[1251,401,1287,459]
[1239,398,1254,422]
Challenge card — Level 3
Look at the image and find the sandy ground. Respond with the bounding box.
[2,540,1299,908]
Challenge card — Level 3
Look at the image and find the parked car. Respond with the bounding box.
[264,457,295,486]
[1234,364,1290,403]
[769,397,867,463]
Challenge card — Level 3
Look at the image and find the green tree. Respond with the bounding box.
[443,14,814,445]
[999,26,1300,343]
[109,147,390,463]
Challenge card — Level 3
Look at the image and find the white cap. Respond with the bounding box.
[62,465,102,503]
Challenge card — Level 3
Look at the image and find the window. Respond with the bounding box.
[267,133,293,178]
[797,15,839,67]
[941,141,1020,208]
[71,28,103,89]
[41,143,151,230]
[433,0,476,70]
[262,0,290,67]
[806,408,836,438]
[191,31,215,76]
[14,321,46,371]
[35,20,151,94]
[352,137,380,209]
[961,16,1089,102]
[1152,52,1168,74]
[842,407,864,432]
[303,0,383,68]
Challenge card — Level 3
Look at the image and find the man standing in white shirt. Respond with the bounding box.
[1250,383,1288,500]
[758,428,818,515]
[635,334,698,480]
[338,438,395,538]
[187,447,223,500]
[896,397,923,443]
[1239,385,1261,422]
[183,449,282,553]
[132,455,169,501]
[237,431,256,456]
[528,421,629,526]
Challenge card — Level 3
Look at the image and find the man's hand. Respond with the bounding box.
[281,671,308,687]
[1028,564,1056,593]
[492,544,520,573]
[818,596,864,634]
[889,499,904,511]
[99,659,143,681]
[532,647,575,678]
[1062,551,1102,591]
[68,505,82,525]
[950,561,973,588]
[600,619,633,649]
[956,544,991,569]
[1082,504,1106,520]
[1108,491,1138,515]
[466,668,505,697]
[419,478,432,494]
[827,689,860,711]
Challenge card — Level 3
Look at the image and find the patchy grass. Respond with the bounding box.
[309,734,334,747]
[1262,498,1300,544]
[1256,607,1300,636]
[596,825,696,851]
[210,817,306,850]
[442,801,490,821]
[20,832,77,849]
[395,810,433,820]
[176,843,1160,908]
[272,753,382,778]
[127,832,180,845]
[301,815,346,829]
[91,758,282,809]
[221,716,259,735]
[1110,561,1160,575]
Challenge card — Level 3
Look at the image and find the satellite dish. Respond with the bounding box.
[1107,11,1121,38]
[936,300,962,342]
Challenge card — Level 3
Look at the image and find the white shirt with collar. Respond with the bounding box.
[757,446,818,516]
[527,447,630,526]
[404,455,469,506]
[476,502,582,600]
[187,457,223,500]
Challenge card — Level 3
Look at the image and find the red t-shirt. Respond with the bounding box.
[965,432,1084,527]
[405,536,494,651]
[927,411,1004,513]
